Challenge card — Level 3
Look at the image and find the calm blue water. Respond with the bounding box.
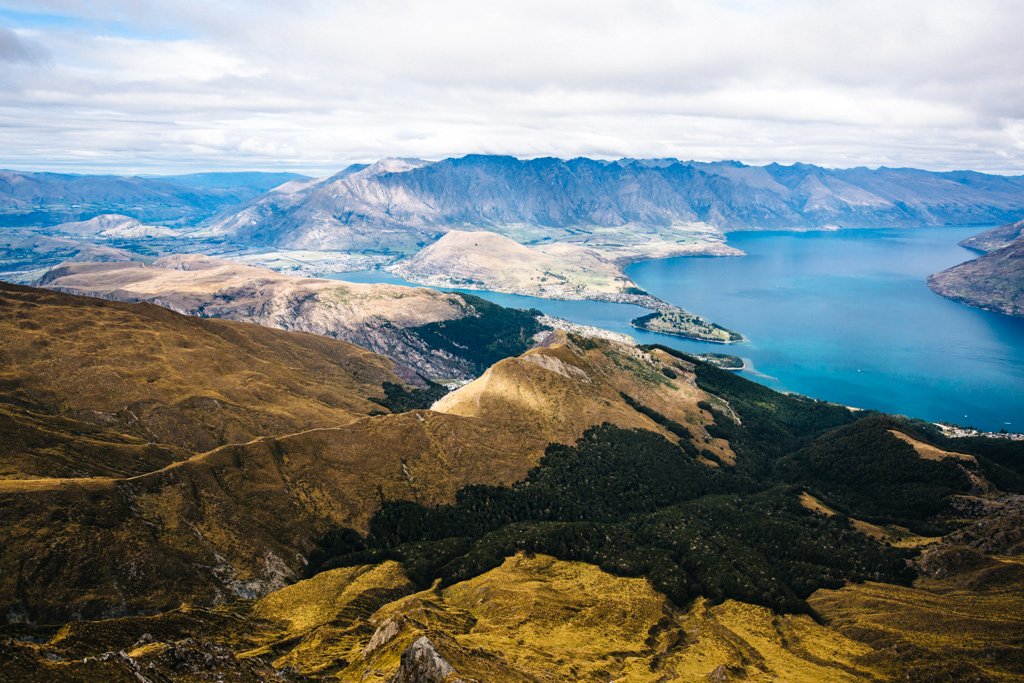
[330,227,1024,431]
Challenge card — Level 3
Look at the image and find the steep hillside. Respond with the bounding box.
[928,221,1024,316]
[0,291,738,623]
[39,254,545,382]
[433,332,735,464]
[0,408,550,623]
[201,155,1024,251]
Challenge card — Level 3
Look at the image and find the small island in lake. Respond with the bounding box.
[694,352,745,370]
[631,309,743,344]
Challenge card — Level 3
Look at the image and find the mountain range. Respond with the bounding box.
[0,170,308,228]
[198,156,1024,252]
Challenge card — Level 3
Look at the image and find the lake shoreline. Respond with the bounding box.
[328,225,1024,431]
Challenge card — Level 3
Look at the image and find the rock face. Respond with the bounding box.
[38,254,523,381]
[389,637,456,683]
[201,155,1024,250]
[928,220,1024,316]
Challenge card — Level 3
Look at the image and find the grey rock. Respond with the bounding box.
[389,636,455,683]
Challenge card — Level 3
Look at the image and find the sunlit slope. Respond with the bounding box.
[433,331,736,464]
[351,553,884,682]
[811,555,1024,681]
[18,552,1020,681]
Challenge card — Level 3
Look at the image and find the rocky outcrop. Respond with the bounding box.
[389,636,458,683]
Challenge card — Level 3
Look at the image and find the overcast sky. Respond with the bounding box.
[1,0,1022,175]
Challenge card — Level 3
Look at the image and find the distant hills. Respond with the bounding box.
[0,170,308,227]
[200,156,1024,251]
[928,219,1024,316]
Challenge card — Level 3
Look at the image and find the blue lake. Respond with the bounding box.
[330,227,1024,431]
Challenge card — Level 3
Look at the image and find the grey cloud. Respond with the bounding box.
[0,27,48,62]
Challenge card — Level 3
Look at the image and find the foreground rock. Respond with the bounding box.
[7,548,1021,681]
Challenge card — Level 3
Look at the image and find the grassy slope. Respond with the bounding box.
[0,290,730,623]
[0,281,400,464]
[8,550,1022,681]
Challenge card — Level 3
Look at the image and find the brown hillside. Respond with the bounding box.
[0,409,547,623]
[0,281,400,471]
[39,254,491,381]
[434,331,735,464]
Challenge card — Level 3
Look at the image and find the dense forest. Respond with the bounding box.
[409,294,546,373]
[372,380,449,412]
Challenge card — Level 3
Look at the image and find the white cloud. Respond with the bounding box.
[0,0,1021,173]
